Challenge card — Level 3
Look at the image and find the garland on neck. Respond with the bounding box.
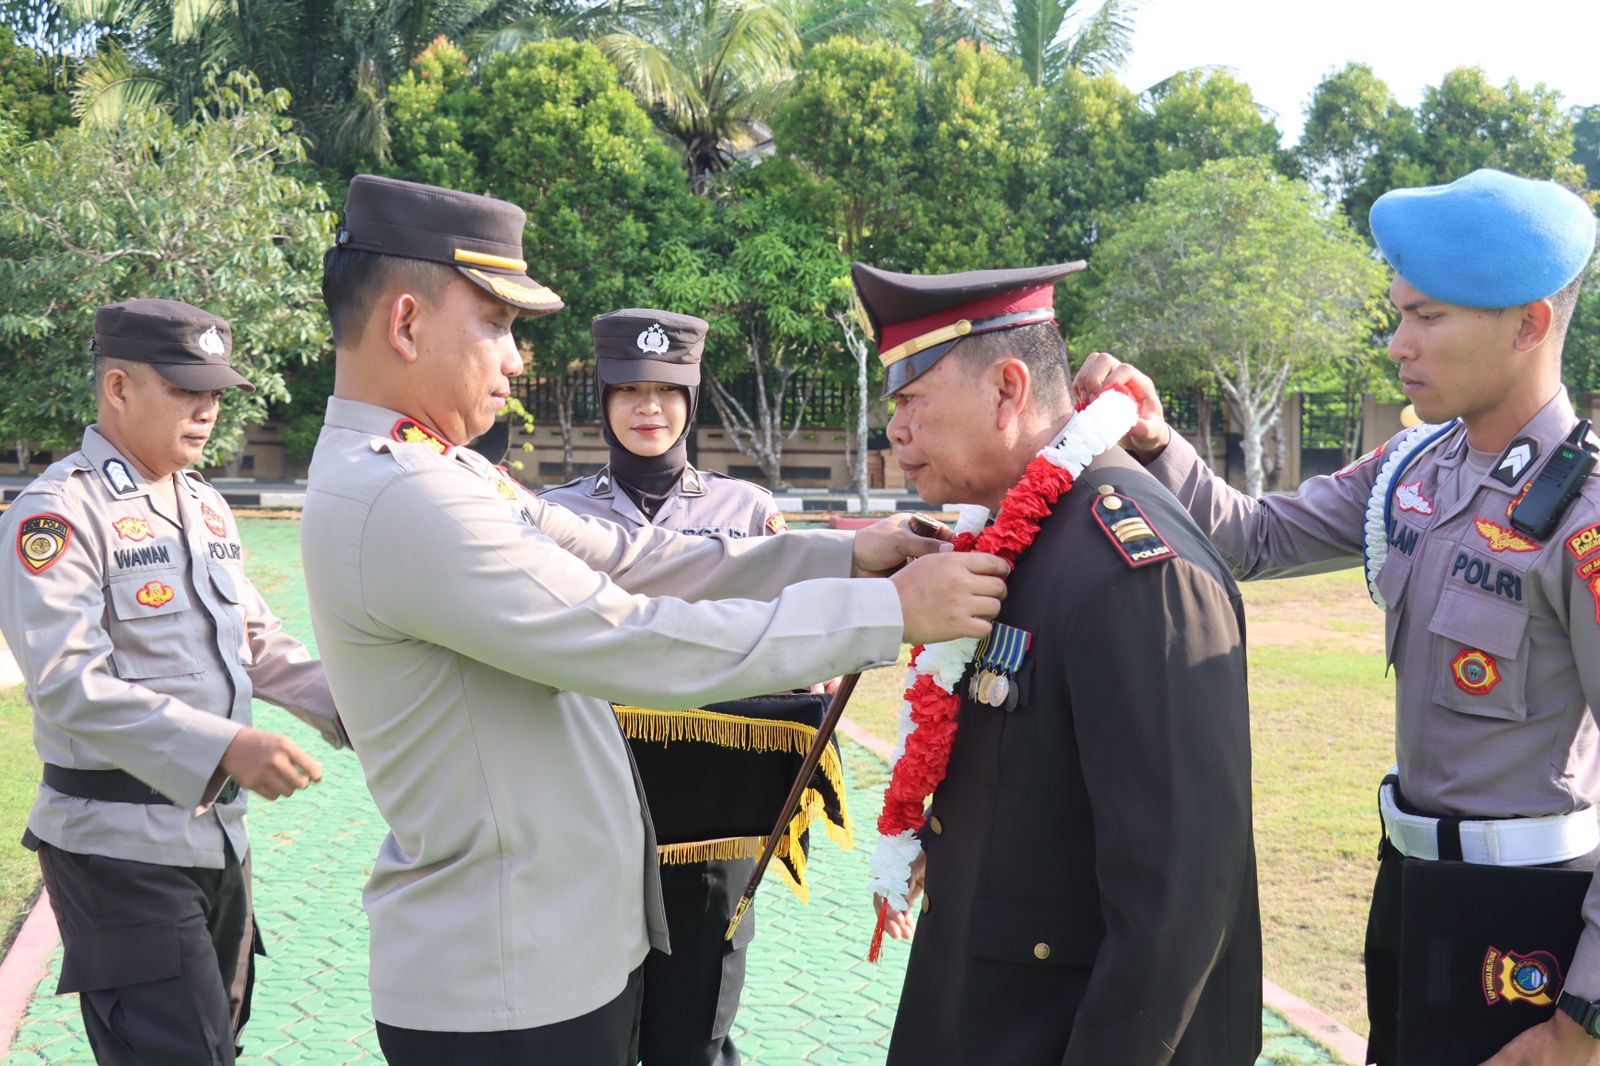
[866,385,1140,961]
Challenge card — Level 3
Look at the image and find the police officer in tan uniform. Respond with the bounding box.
[300,175,1009,1065]
[0,299,346,1066]
[1076,169,1600,1066]
[543,308,788,1066]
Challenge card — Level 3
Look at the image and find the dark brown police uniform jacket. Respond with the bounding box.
[887,447,1262,1066]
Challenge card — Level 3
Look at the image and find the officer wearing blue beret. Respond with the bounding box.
[1077,170,1600,1065]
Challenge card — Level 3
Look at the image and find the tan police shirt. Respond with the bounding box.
[0,426,343,869]
[300,398,903,1032]
[542,462,785,539]
[1145,390,1600,996]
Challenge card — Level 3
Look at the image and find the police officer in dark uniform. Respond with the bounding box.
[854,263,1262,1066]
[542,309,787,1066]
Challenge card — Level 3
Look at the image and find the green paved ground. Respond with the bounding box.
[3,519,1346,1065]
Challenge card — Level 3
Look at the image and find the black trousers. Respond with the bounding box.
[30,834,257,1066]
[1365,838,1600,1066]
[376,965,644,1066]
[639,858,754,1066]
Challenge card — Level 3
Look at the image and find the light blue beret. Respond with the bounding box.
[1370,168,1597,308]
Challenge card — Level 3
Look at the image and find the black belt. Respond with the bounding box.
[43,764,241,806]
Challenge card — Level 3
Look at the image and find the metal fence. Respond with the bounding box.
[514,370,857,429]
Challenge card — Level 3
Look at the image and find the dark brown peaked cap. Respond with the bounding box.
[592,308,707,387]
[93,298,253,392]
[851,261,1085,396]
[335,174,564,315]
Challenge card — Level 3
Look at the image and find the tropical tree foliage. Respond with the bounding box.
[652,160,849,487]
[0,70,331,461]
[1077,158,1389,498]
[594,0,799,191]
[384,37,700,475]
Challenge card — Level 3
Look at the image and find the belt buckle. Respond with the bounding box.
[217,780,241,805]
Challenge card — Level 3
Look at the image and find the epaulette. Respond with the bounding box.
[703,469,774,496]
[368,435,452,473]
[1091,486,1175,568]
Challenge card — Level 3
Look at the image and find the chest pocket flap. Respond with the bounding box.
[106,574,199,680]
[1427,585,1530,722]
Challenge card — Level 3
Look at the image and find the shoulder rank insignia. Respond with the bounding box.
[102,459,137,494]
[1092,489,1174,567]
[17,514,72,574]
[390,417,450,456]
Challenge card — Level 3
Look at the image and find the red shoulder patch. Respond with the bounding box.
[17,514,72,574]
[1091,490,1174,568]
[766,512,788,534]
[1335,443,1383,479]
[391,417,451,456]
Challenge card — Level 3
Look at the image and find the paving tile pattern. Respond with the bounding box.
[4,519,1345,1065]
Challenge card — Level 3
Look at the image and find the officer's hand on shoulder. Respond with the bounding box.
[891,552,1008,645]
[1477,1012,1600,1065]
[1070,352,1171,458]
[218,726,323,802]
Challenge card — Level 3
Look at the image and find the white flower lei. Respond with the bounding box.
[867,389,1139,912]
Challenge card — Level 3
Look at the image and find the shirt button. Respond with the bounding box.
[1033,942,1052,961]
[920,892,930,915]
[929,816,943,836]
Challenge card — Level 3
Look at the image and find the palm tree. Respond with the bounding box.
[1009,0,1136,87]
[58,0,575,168]
[592,0,799,192]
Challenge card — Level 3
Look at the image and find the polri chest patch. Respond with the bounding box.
[1092,489,1174,567]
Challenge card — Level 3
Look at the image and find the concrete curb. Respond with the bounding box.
[0,888,58,1057]
[836,715,1367,1066]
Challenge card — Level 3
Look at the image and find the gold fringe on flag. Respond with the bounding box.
[618,703,856,903]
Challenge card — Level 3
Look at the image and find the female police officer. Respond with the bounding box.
[542,308,785,1066]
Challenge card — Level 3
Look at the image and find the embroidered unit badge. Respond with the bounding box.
[1092,492,1174,568]
[200,503,227,538]
[17,514,72,574]
[1451,649,1500,696]
[112,516,154,542]
[1567,523,1600,562]
[1474,518,1539,553]
[390,417,450,456]
[1394,480,1434,515]
[766,512,788,534]
[1482,946,1562,1007]
[136,580,174,609]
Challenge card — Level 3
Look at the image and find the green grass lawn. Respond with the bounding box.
[0,685,42,956]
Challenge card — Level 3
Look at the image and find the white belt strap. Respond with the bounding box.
[1380,780,1600,867]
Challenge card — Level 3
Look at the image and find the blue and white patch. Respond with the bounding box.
[102,459,137,495]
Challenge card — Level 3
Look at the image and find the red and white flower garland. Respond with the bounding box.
[866,385,1139,959]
